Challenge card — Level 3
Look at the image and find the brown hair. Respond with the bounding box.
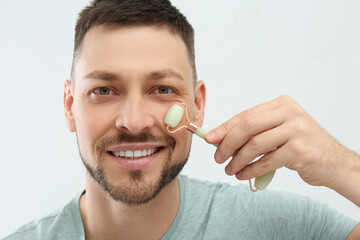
[71,0,197,83]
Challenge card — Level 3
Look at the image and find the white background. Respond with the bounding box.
[0,0,359,237]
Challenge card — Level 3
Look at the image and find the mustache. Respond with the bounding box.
[97,132,176,153]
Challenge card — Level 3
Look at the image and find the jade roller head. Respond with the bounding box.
[164,103,209,140]
[164,103,276,192]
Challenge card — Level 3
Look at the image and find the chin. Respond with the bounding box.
[83,151,188,205]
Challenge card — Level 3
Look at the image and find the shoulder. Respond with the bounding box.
[181,175,322,210]
[178,175,357,239]
[2,192,84,240]
[2,208,64,240]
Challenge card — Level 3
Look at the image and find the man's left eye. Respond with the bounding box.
[154,86,174,95]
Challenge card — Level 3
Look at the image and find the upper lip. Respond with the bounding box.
[107,143,165,152]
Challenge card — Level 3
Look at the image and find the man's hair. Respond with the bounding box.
[71,0,197,84]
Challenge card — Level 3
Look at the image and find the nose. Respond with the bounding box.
[115,96,156,134]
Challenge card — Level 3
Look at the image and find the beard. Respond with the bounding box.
[78,132,190,206]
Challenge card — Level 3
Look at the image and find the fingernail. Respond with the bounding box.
[206,131,216,140]
[225,165,232,175]
[215,150,222,163]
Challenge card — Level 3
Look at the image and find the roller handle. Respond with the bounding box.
[194,127,218,147]
[195,127,275,190]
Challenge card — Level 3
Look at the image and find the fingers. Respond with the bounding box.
[225,124,289,176]
[204,95,308,183]
[235,146,288,180]
[210,106,286,164]
[205,97,280,144]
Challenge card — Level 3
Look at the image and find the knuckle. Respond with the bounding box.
[278,94,293,103]
[258,156,270,169]
[222,121,232,133]
[221,136,233,150]
[239,111,254,131]
[249,136,260,149]
[285,104,304,117]
[288,139,305,155]
[291,120,307,134]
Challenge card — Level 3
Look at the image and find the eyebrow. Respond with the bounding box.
[147,69,184,81]
[84,71,121,81]
[84,68,184,82]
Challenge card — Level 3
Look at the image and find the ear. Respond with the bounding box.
[193,80,206,126]
[64,80,76,132]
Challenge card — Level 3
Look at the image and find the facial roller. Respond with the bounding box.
[164,103,276,192]
[164,103,217,145]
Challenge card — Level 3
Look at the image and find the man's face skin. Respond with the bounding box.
[64,24,205,205]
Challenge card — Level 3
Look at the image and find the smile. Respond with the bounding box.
[110,147,161,158]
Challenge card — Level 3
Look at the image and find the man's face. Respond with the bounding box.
[64,25,205,205]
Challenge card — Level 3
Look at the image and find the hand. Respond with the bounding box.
[205,95,358,191]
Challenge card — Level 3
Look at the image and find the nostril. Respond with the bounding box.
[115,111,156,134]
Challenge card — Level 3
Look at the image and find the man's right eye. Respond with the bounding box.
[92,87,114,96]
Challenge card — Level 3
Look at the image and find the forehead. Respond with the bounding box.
[75,24,192,84]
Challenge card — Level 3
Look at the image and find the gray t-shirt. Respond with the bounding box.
[2,175,358,239]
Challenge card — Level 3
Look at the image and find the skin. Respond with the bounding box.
[64,25,205,240]
[63,24,359,239]
[205,96,360,239]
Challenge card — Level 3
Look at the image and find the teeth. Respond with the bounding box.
[112,148,158,158]
[134,150,142,158]
[125,150,133,158]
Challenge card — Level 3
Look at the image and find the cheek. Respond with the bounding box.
[147,101,192,159]
[172,130,192,160]
[73,102,115,159]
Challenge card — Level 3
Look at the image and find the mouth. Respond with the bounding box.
[108,147,165,159]
[106,144,167,170]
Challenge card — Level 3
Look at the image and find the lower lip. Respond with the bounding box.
[108,149,164,170]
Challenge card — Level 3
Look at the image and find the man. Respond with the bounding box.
[3,0,359,239]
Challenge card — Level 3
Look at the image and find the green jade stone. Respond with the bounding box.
[164,104,275,190]
[164,104,184,128]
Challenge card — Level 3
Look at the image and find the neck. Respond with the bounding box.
[79,173,180,240]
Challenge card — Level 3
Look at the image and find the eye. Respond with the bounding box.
[153,86,174,95]
[92,87,115,96]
